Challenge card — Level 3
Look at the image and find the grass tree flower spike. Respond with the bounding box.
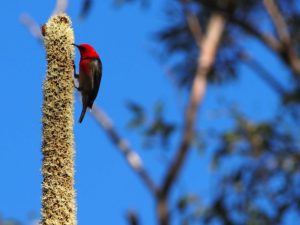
[41,14,77,225]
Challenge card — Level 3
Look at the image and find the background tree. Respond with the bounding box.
[114,0,300,224]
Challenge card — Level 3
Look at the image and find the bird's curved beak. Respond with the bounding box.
[72,43,80,49]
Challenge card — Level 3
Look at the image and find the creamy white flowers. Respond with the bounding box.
[41,14,77,225]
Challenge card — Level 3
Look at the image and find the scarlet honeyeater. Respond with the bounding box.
[73,43,102,123]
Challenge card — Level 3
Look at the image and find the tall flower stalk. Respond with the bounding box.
[41,14,76,225]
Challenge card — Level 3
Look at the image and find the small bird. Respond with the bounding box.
[73,43,102,123]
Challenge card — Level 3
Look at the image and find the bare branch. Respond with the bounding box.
[184,10,203,47]
[232,16,300,76]
[195,0,282,52]
[157,13,226,225]
[263,0,290,44]
[181,0,203,47]
[20,14,43,41]
[156,197,169,225]
[194,0,300,77]
[52,0,68,16]
[91,105,158,195]
[229,16,282,52]
[228,5,300,77]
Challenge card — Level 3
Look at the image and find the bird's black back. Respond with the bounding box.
[88,57,102,108]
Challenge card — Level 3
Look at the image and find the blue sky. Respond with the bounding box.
[0,1,287,225]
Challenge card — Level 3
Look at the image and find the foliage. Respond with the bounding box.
[120,0,300,224]
[157,0,300,224]
[126,101,176,149]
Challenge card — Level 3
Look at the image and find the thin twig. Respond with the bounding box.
[52,0,68,16]
[181,0,202,47]
[229,17,282,52]
[231,15,300,77]
[91,105,158,195]
[184,11,203,47]
[263,0,290,44]
[20,14,43,41]
[262,0,300,77]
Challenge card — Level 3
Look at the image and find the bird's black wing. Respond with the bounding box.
[88,57,102,108]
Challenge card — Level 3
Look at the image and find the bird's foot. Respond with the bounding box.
[74,83,81,91]
[73,60,79,79]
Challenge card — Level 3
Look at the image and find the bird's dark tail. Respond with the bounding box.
[79,105,88,123]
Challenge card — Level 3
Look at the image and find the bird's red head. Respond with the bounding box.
[73,43,99,59]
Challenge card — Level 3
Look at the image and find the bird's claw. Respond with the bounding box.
[73,81,81,90]
[72,60,81,90]
[72,60,79,79]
